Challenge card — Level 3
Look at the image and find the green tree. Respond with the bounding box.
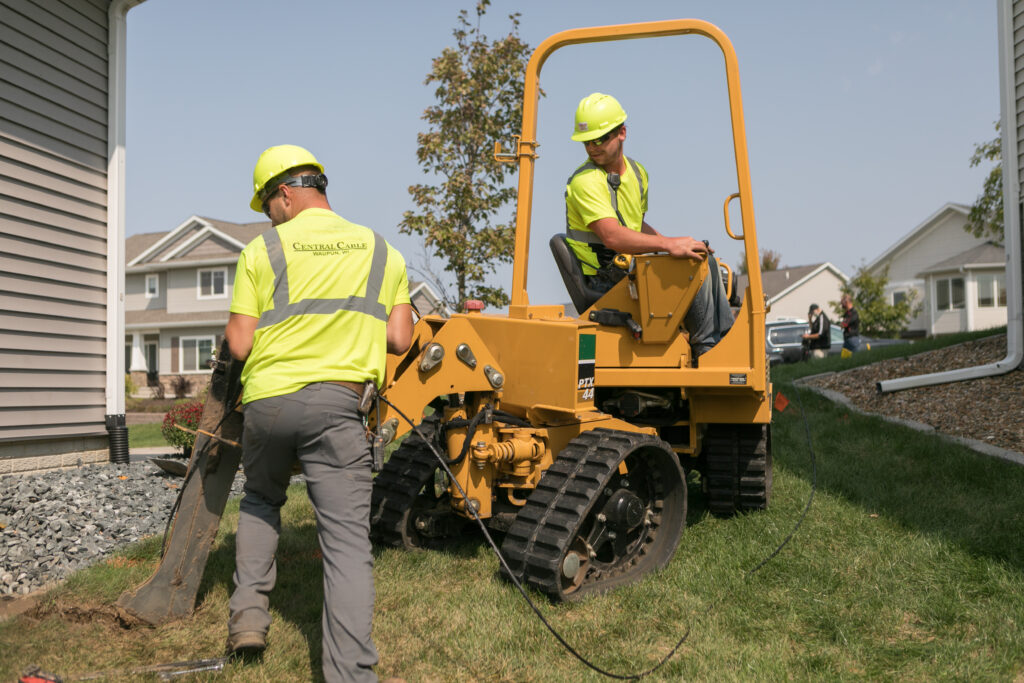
[737,248,783,275]
[966,120,1003,241]
[400,1,531,309]
[833,266,921,338]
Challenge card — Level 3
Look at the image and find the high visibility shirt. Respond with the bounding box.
[564,157,648,275]
[230,208,411,403]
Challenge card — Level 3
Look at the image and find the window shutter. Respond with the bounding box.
[170,336,179,373]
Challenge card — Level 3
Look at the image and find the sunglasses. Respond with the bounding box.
[583,127,620,147]
[261,186,282,217]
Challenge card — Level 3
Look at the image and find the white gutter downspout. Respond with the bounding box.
[879,0,1024,392]
[105,0,147,460]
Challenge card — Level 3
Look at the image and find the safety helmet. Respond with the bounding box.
[571,92,627,142]
[249,144,325,212]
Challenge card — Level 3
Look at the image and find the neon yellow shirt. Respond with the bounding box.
[230,208,411,403]
[565,158,649,275]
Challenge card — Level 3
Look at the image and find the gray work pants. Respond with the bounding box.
[229,382,378,683]
[684,255,735,357]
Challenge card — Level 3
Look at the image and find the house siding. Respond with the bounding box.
[1014,0,1024,180]
[767,271,847,322]
[166,266,235,314]
[0,0,111,450]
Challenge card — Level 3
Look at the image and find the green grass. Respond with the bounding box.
[128,421,166,448]
[3,328,1022,681]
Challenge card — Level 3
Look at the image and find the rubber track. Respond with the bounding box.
[500,428,677,600]
[704,424,771,517]
[369,435,438,548]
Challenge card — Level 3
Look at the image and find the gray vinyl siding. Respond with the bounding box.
[1016,1,1024,183]
[0,0,111,443]
[167,267,236,314]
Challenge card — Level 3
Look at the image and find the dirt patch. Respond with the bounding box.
[805,335,1024,455]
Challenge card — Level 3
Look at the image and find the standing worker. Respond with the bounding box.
[839,293,862,353]
[563,92,733,357]
[802,303,831,359]
[224,144,412,682]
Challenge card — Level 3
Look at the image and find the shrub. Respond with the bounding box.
[169,375,192,398]
[125,373,137,398]
[161,399,204,451]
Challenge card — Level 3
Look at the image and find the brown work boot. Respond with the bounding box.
[226,630,266,659]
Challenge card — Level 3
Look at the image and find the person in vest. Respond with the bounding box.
[224,145,412,682]
[802,303,831,359]
[564,92,733,357]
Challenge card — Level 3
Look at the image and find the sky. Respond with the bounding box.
[124,0,1001,307]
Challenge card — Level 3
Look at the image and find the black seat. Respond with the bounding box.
[549,233,605,314]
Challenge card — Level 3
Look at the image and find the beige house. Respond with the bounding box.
[865,203,1008,335]
[126,216,446,397]
[737,262,849,323]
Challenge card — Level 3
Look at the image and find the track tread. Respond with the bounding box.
[500,428,685,601]
[703,424,772,517]
[370,431,442,548]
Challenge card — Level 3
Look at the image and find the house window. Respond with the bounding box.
[977,273,1007,308]
[936,277,965,311]
[892,290,907,306]
[145,273,159,298]
[180,336,215,373]
[198,268,227,299]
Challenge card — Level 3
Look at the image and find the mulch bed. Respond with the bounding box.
[805,335,1024,455]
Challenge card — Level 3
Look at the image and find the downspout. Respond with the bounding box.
[878,0,1024,393]
[105,0,147,462]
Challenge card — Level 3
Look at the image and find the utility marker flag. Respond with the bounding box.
[773,391,789,412]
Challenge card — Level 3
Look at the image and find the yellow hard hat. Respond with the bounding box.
[249,145,324,212]
[571,92,627,142]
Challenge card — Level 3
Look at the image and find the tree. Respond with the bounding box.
[400,1,531,309]
[966,120,1003,241]
[737,248,783,276]
[833,265,921,338]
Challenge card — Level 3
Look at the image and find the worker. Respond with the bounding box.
[224,144,412,683]
[564,92,733,357]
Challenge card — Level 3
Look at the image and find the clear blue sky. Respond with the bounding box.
[125,0,1000,306]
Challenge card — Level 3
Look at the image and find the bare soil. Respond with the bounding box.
[806,335,1024,455]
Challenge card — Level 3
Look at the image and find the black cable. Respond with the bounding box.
[375,388,817,679]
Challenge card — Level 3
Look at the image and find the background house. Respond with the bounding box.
[864,203,1008,336]
[126,216,447,397]
[737,262,849,323]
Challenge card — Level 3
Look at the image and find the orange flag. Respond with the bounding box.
[773,391,789,412]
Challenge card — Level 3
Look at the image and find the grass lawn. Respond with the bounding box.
[128,422,166,449]
[2,330,1022,681]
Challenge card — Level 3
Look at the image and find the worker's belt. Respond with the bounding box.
[328,380,365,396]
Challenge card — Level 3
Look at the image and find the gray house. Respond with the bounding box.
[1,0,144,474]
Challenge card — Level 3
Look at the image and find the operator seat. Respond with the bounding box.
[549,233,605,315]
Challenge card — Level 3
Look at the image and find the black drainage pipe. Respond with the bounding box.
[106,413,129,464]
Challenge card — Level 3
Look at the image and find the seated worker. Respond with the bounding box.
[564,92,734,357]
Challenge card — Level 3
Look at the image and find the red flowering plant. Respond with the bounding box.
[161,399,204,452]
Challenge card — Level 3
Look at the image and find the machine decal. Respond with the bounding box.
[578,334,596,401]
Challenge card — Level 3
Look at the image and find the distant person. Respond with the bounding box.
[563,92,733,358]
[840,294,862,352]
[802,303,831,359]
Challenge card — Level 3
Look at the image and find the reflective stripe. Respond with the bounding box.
[256,226,389,329]
[565,157,646,240]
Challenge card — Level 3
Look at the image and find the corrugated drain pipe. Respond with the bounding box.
[106,413,130,464]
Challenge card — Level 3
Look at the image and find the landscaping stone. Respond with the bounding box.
[0,462,248,596]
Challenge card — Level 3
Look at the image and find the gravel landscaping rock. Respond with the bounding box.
[0,461,247,596]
